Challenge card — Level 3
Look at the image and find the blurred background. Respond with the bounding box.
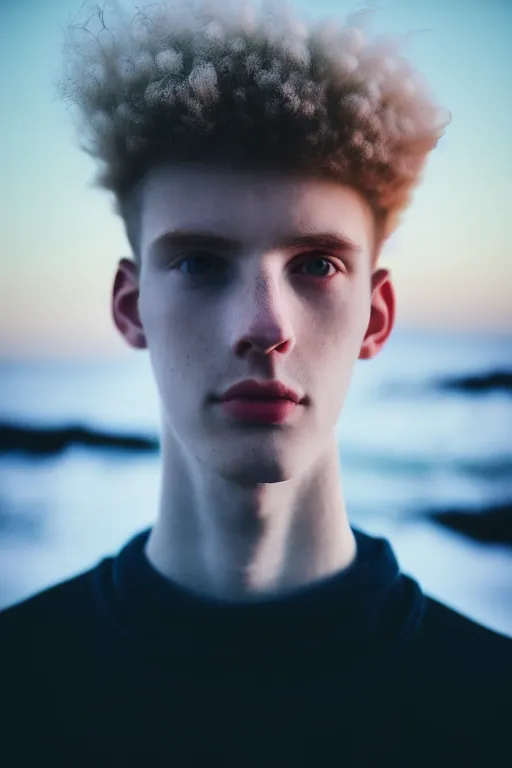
[1,0,511,635]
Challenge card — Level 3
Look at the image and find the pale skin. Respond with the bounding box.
[112,162,395,602]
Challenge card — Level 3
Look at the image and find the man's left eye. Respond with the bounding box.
[296,254,341,278]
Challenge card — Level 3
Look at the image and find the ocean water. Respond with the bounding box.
[1,328,511,636]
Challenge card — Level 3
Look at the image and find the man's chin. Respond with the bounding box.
[216,462,295,487]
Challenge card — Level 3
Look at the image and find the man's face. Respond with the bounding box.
[113,163,394,485]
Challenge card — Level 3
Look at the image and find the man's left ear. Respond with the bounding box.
[358,268,396,360]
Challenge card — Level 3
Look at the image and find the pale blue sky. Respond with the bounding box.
[1,0,511,358]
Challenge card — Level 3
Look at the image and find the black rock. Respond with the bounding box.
[427,503,512,546]
[0,422,159,457]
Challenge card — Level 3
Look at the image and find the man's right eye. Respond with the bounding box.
[175,252,218,276]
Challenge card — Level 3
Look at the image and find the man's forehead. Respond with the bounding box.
[140,163,374,255]
[142,160,370,202]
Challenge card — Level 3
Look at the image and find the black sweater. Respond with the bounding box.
[1,526,511,767]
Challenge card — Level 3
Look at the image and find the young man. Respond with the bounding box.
[2,1,510,765]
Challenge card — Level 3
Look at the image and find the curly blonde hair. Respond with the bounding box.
[54,0,450,264]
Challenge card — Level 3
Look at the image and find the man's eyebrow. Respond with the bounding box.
[148,230,363,257]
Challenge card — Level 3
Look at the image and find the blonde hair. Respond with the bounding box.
[54,0,450,264]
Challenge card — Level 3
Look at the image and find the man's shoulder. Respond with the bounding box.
[403,589,512,696]
[419,593,512,652]
[391,591,511,762]
[0,558,110,641]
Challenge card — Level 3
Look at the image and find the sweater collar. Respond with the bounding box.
[106,525,425,666]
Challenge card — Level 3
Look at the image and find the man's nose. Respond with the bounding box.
[231,273,295,357]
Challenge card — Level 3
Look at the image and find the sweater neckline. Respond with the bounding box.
[104,525,425,666]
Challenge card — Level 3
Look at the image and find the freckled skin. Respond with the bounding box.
[112,162,395,602]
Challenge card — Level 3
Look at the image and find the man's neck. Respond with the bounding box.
[144,434,357,602]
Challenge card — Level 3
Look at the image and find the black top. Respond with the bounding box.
[1,526,510,767]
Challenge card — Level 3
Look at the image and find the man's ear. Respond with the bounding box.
[358,268,396,360]
[111,257,147,350]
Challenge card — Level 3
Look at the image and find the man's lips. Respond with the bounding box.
[218,379,303,403]
[216,396,301,424]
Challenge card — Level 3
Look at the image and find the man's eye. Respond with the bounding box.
[295,253,342,279]
[175,252,217,276]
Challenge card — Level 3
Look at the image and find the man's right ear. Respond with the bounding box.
[111,257,147,350]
